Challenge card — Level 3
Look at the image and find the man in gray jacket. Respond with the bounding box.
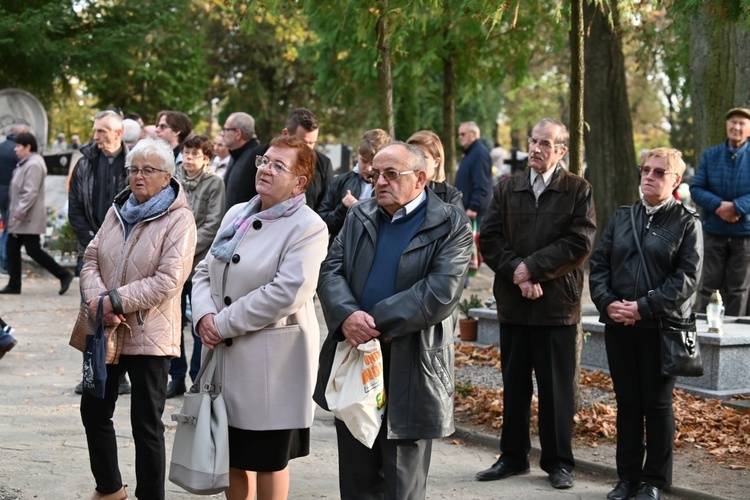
[314,142,473,499]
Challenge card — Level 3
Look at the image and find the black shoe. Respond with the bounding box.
[0,339,17,360]
[549,468,574,489]
[74,381,83,394]
[59,272,74,295]
[475,459,530,481]
[608,479,641,500]
[166,379,186,399]
[635,482,661,499]
[118,377,131,395]
[0,286,20,294]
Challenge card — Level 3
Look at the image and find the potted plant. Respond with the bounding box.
[458,294,483,341]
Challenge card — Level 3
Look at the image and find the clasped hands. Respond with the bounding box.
[606,300,642,326]
[342,310,381,347]
[86,295,125,327]
[716,201,740,223]
[197,313,222,349]
[514,261,543,300]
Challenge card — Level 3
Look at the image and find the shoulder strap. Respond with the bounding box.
[630,206,653,291]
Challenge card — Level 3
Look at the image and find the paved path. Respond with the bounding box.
[0,272,710,499]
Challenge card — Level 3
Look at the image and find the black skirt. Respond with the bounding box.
[228,426,310,472]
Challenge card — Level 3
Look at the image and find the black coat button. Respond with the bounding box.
[224,296,232,306]
[253,220,262,230]
[225,338,233,347]
[232,254,240,263]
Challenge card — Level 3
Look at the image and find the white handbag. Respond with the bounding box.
[325,339,387,448]
[169,346,230,495]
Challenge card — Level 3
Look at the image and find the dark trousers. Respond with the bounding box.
[169,281,201,382]
[80,355,170,499]
[605,324,675,489]
[700,232,750,316]
[5,233,70,290]
[499,323,576,474]
[334,417,432,499]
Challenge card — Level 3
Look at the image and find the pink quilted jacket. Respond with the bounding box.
[80,181,197,357]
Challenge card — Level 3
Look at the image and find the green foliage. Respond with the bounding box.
[70,0,212,121]
[0,1,77,101]
[455,379,476,397]
[459,294,483,320]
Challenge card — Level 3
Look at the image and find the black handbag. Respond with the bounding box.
[629,207,704,378]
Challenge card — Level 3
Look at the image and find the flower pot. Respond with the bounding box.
[459,318,478,341]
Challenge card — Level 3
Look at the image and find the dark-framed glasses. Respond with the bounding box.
[126,166,167,177]
[255,155,293,175]
[638,165,676,179]
[367,169,417,183]
[527,137,561,152]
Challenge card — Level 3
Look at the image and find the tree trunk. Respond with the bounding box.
[376,0,395,137]
[690,2,750,162]
[583,0,638,237]
[443,51,457,182]
[569,0,585,413]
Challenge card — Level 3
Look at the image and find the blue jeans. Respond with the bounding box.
[0,230,8,271]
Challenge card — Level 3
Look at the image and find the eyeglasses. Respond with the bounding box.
[458,132,471,138]
[367,169,417,183]
[639,165,676,179]
[156,123,172,130]
[182,150,207,158]
[255,155,293,175]
[221,127,238,133]
[126,166,167,177]
[527,137,562,152]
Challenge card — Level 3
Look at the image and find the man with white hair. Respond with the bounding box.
[221,111,261,209]
[122,118,141,149]
[69,109,131,395]
[455,121,492,224]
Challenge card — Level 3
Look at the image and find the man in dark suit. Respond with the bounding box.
[222,112,261,210]
[251,108,333,210]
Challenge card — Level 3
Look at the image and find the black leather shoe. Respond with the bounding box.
[0,286,20,294]
[59,272,74,295]
[635,482,661,499]
[0,339,17,360]
[608,479,641,500]
[74,381,83,394]
[475,459,530,481]
[549,468,574,489]
[166,378,186,399]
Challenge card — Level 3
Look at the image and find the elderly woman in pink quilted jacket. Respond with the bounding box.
[79,138,197,500]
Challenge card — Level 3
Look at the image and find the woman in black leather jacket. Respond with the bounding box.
[407,130,464,209]
[589,148,702,500]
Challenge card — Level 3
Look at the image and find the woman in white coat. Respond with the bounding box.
[191,136,328,500]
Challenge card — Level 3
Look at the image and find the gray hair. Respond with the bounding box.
[126,138,176,175]
[460,121,481,137]
[377,141,427,172]
[11,118,30,135]
[227,112,256,139]
[535,118,569,146]
[122,119,141,144]
[94,110,124,131]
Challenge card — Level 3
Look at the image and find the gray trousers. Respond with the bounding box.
[334,417,432,499]
[700,232,750,316]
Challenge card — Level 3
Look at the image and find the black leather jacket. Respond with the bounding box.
[589,199,703,327]
[313,190,472,439]
[68,142,128,251]
[316,170,370,243]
